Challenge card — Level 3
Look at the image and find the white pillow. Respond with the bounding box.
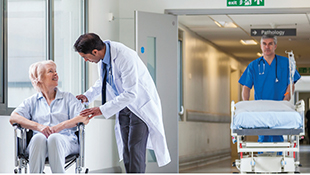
[235,100,295,116]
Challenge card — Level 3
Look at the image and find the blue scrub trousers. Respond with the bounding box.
[258,135,284,142]
[258,135,283,155]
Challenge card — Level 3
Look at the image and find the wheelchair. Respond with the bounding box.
[13,122,88,174]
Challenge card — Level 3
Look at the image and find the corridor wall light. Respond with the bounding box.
[257,52,263,57]
[240,40,257,45]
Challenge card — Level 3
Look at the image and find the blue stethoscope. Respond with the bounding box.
[258,55,279,83]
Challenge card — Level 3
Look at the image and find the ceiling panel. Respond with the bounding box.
[178,13,310,65]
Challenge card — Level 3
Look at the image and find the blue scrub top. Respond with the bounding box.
[239,55,301,101]
[239,55,301,143]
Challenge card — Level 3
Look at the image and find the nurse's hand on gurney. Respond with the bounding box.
[76,94,89,103]
[283,85,293,101]
[80,107,102,119]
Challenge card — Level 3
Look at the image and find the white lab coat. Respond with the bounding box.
[84,41,171,167]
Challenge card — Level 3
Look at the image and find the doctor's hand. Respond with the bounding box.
[80,107,102,119]
[76,94,89,103]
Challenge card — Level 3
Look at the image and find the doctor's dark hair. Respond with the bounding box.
[74,33,105,54]
[261,34,277,45]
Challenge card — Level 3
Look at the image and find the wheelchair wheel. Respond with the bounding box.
[14,168,19,174]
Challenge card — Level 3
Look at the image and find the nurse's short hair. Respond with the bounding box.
[74,33,105,54]
[29,60,56,92]
[261,34,277,45]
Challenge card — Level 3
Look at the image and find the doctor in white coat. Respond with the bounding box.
[73,33,171,173]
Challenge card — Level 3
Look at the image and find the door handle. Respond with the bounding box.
[178,106,184,116]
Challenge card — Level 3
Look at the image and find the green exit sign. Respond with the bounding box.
[227,0,265,6]
[298,67,310,75]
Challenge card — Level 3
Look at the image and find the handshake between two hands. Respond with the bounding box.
[79,107,102,119]
[76,94,103,119]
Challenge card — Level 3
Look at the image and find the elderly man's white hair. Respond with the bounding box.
[29,60,56,91]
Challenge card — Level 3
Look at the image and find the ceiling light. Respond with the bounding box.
[214,21,237,28]
[240,40,257,45]
[257,52,263,57]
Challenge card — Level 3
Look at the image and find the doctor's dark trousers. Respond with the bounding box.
[119,107,149,173]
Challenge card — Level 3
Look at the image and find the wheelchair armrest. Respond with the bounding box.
[12,123,29,167]
[12,123,20,127]
[76,122,85,167]
[12,123,23,133]
[77,122,84,131]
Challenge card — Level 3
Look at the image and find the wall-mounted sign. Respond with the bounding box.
[251,29,296,36]
[298,67,310,75]
[227,0,264,6]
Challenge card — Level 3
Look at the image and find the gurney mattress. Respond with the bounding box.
[231,111,302,129]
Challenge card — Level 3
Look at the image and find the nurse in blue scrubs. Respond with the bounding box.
[238,34,301,143]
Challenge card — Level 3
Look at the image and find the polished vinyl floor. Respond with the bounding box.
[181,145,310,173]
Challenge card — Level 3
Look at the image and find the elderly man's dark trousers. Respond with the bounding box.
[119,107,149,173]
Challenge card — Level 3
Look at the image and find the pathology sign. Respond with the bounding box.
[251,29,297,36]
[227,0,264,6]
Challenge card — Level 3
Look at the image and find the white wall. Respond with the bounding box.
[0,116,14,173]
[85,0,122,172]
[295,76,310,92]
[178,23,242,168]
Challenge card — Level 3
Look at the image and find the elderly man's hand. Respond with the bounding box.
[76,115,90,125]
[80,107,102,119]
[50,123,64,134]
[37,124,52,138]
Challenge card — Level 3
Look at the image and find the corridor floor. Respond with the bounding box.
[181,145,310,173]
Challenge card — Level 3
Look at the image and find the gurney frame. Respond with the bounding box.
[231,100,305,173]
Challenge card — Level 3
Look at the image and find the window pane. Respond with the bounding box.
[54,0,84,95]
[147,37,156,84]
[146,36,157,163]
[8,0,46,107]
[0,0,3,104]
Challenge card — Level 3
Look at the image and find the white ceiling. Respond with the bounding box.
[175,9,310,65]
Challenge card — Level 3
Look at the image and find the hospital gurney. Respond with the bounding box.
[231,100,305,173]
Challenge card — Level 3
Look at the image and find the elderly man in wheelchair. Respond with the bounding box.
[9,60,89,173]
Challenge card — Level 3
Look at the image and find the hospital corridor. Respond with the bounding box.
[181,145,310,173]
[1,0,310,174]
